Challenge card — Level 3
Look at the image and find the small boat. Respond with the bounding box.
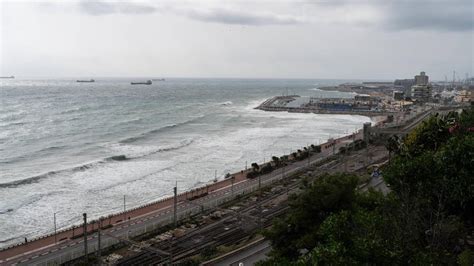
[131,80,152,85]
[77,79,95,83]
[0,76,14,79]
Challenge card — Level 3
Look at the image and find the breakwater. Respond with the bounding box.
[257,96,396,117]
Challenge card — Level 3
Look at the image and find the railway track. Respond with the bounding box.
[115,186,292,265]
[114,147,383,265]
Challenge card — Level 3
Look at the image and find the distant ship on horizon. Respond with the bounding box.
[0,75,14,79]
[76,79,95,83]
[131,80,152,85]
[152,78,165,81]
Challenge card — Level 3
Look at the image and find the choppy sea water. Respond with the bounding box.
[0,78,370,247]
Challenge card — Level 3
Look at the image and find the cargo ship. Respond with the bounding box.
[76,79,95,83]
[131,80,152,85]
[0,76,14,79]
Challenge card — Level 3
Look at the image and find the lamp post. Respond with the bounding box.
[97,218,102,266]
[231,176,235,197]
[53,212,57,244]
[83,213,88,263]
[123,195,126,221]
[173,185,178,227]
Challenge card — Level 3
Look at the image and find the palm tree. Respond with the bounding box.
[251,162,260,172]
[272,156,280,167]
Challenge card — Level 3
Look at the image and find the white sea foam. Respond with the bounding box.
[0,78,371,248]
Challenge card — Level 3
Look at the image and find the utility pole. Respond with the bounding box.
[258,174,261,192]
[123,195,126,221]
[307,149,311,167]
[54,212,57,244]
[282,166,288,195]
[97,218,102,266]
[344,144,348,172]
[365,145,370,166]
[173,185,178,227]
[231,176,235,197]
[245,161,247,171]
[83,213,88,264]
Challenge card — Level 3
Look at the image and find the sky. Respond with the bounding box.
[1,0,473,80]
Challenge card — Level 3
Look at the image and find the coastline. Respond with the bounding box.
[0,106,383,262]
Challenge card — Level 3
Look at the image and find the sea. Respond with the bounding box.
[0,78,371,247]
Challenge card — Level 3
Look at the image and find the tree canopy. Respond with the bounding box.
[259,107,474,265]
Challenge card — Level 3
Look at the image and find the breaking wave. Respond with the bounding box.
[219,101,233,106]
[59,106,93,115]
[119,115,205,144]
[0,162,102,189]
[0,139,195,189]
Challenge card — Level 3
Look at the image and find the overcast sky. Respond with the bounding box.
[1,0,473,80]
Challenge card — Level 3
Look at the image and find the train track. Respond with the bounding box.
[115,186,293,265]
[115,145,386,265]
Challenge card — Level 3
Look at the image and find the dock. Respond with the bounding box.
[256,96,397,117]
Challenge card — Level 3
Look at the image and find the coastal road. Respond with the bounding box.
[3,134,354,266]
[4,108,436,265]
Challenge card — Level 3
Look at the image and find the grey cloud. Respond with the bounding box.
[76,0,472,30]
[79,1,156,15]
[382,1,473,31]
[312,0,473,31]
[184,8,303,25]
[77,1,302,25]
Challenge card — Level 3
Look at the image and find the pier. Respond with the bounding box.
[256,96,397,117]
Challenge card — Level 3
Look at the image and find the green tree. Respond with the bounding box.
[251,162,260,172]
[263,174,359,260]
[272,156,281,167]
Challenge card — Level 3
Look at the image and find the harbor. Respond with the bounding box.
[256,95,397,117]
[0,80,466,264]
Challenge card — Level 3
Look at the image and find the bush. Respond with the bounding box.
[246,171,259,179]
[260,163,274,174]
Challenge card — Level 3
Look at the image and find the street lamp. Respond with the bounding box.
[53,212,57,244]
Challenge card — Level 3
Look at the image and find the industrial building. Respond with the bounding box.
[393,91,404,101]
[415,71,429,85]
[412,84,432,103]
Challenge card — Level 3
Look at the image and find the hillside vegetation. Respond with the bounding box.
[259,107,474,265]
